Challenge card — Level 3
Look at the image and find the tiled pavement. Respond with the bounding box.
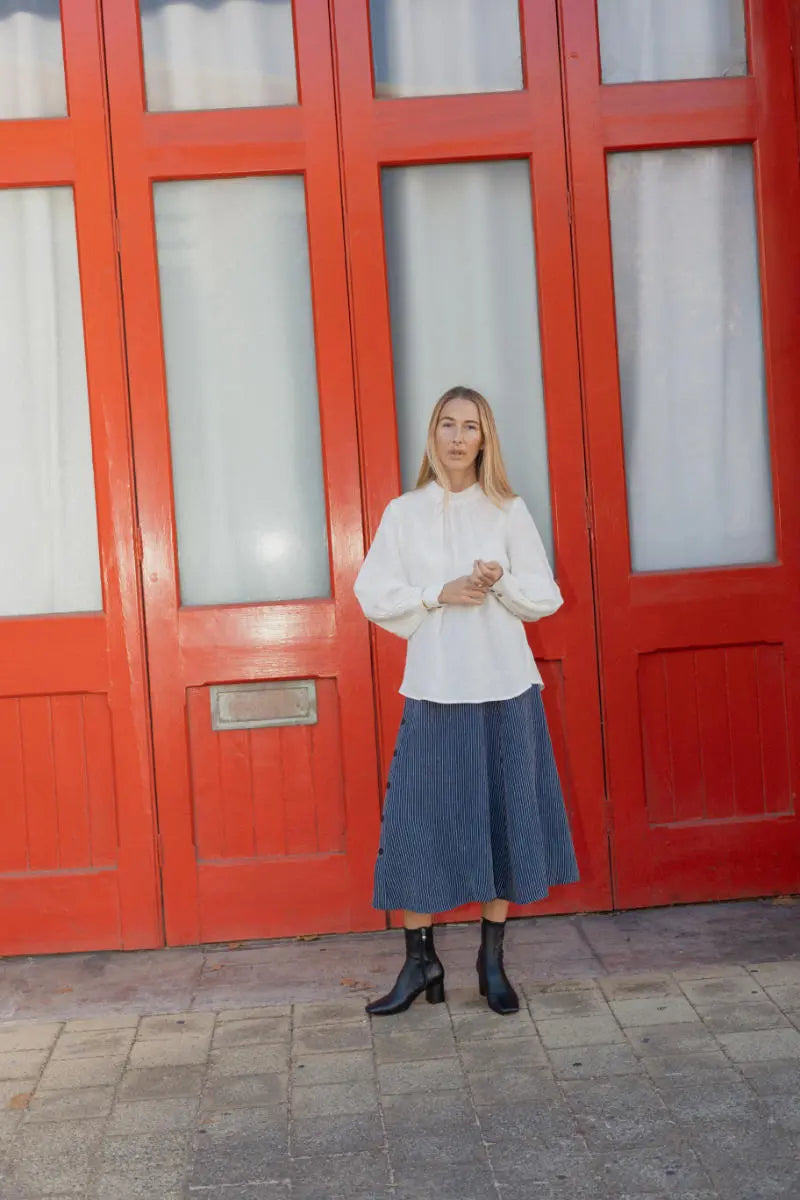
[0,899,799,1199]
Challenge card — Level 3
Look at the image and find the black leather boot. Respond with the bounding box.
[477,917,519,1015]
[366,926,445,1016]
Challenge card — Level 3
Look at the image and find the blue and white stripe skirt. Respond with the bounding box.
[373,686,579,913]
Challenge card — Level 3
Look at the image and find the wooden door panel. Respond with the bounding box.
[102,0,383,944]
[0,0,160,954]
[333,0,612,922]
[561,0,800,906]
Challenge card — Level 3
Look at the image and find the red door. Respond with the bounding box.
[562,0,800,905]
[0,0,160,954]
[102,0,384,943]
[333,0,613,920]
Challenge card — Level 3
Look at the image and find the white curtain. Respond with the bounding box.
[0,0,65,118]
[608,146,774,573]
[138,0,296,111]
[369,0,522,97]
[382,160,554,563]
[154,175,330,607]
[597,0,747,83]
[0,187,102,616]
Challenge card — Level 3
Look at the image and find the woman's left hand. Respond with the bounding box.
[471,560,503,589]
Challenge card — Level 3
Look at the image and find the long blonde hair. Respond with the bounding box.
[416,386,516,506]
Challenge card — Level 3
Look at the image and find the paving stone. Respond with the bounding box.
[128,1033,211,1068]
[763,982,800,1011]
[202,1071,288,1112]
[368,1002,452,1032]
[610,996,700,1028]
[291,1149,390,1192]
[4,1116,105,1194]
[686,1119,796,1170]
[190,1128,289,1186]
[738,1057,800,1096]
[476,1098,580,1145]
[526,988,611,1020]
[657,1078,765,1123]
[27,1084,115,1122]
[706,1156,800,1200]
[0,1048,49,1080]
[693,998,789,1033]
[0,1076,38,1108]
[291,1079,379,1118]
[642,1051,732,1079]
[137,1012,215,1039]
[450,1010,538,1041]
[215,1005,291,1022]
[537,1014,624,1048]
[63,1014,140,1033]
[594,1144,713,1194]
[747,960,800,986]
[380,1089,475,1133]
[387,1127,487,1165]
[598,974,682,1001]
[212,1016,292,1048]
[392,1161,497,1200]
[466,1063,561,1106]
[291,1049,374,1085]
[378,1057,464,1095]
[578,1111,684,1151]
[563,1076,667,1120]
[49,1028,135,1060]
[39,1053,127,1090]
[457,1036,547,1072]
[208,1042,289,1077]
[187,1187,290,1200]
[548,1042,643,1079]
[372,1028,458,1063]
[292,1001,370,1027]
[625,1023,720,1057]
[0,1023,62,1054]
[107,1096,198,1135]
[95,1130,192,1198]
[679,977,766,1005]
[117,1064,205,1100]
[292,1022,371,1054]
[488,1141,598,1188]
[672,963,752,980]
[290,1111,385,1156]
[717,1027,800,1062]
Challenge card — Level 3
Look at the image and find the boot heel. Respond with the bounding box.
[425,978,445,1005]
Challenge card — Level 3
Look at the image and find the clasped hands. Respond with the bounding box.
[438,560,503,607]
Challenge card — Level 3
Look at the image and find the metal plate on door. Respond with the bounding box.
[210,680,318,730]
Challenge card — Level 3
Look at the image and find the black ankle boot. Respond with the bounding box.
[366,926,445,1016]
[477,918,519,1015]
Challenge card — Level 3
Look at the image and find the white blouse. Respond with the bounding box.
[354,481,563,703]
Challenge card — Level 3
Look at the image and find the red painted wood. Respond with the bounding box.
[51,695,92,870]
[83,694,120,870]
[0,699,28,872]
[333,0,612,925]
[102,0,383,942]
[757,645,793,815]
[251,725,288,858]
[665,653,705,824]
[561,0,800,906]
[638,654,675,826]
[0,872,122,957]
[19,698,59,871]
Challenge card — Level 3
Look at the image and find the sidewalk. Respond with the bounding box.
[0,899,798,1199]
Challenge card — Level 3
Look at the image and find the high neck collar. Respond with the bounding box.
[428,481,482,505]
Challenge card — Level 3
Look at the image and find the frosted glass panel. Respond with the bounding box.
[139,0,297,112]
[370,0,522,98]
[153,175,330,606]
[608,146,774,573]
[598,0,747,84]
[0,0,67,118]
[0,187,102,616]
[382,160,553,560]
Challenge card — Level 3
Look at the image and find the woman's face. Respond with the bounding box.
[434,398,483,474]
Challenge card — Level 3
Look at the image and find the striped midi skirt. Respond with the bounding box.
[373,686,579,913]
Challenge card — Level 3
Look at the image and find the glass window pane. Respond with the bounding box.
[370,0,522,98]
[0,0,67,119]
[608,146,774,573]
[153,175,330,606]
[139,0,297,112]
[598,0,747,84]
[0,187,102,616]
[382,160,554,561]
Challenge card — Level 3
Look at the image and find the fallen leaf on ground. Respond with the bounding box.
[8,1093,31,1110]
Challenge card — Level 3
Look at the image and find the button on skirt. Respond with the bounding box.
[373,685,579,913]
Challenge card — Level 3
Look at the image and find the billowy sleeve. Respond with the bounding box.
[491,498,563,621]
[354,503,444,640]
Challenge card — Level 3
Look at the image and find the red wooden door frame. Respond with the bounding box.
[332,0,613,923]
[101,0,383,944]
[0,0,161,954]
[560,0,800,906]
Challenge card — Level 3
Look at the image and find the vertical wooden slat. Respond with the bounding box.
[251,727,287,857]
[726,646,766,817]
[666,651,705,823]
[0,698,28,871]
[281,726,317,855]
[695,648,736,820]
[83,694,119,867]
[638,654,674,824]
[187,688,224,860]
[51,694,92,869]
[756,645,793,814]
[312,681,346,854]
[219,730,256,859]
[19,696,59,869]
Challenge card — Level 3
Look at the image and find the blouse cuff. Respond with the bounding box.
[422,585,444,610]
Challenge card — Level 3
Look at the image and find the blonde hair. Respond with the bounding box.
[416,386,516,506]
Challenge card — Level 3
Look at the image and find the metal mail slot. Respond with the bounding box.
[210,680,318,731]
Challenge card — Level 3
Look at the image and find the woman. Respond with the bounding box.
[354,386,579,1016]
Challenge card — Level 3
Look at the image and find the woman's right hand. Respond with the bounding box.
[438,576,488,606]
